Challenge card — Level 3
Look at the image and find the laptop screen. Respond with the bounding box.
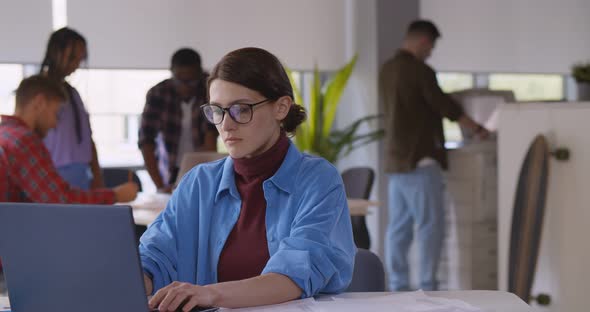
[0,203,149,312]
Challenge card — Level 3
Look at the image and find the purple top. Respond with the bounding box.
[44,86,93,167]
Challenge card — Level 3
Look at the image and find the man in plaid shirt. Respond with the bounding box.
[139,48,218,192]
[0,75,139,204]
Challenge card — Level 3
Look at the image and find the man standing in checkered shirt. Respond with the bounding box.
[138,48,218,193]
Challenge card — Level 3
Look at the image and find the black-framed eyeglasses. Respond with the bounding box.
[200,99,272,125]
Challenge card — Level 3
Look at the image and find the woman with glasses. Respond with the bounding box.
[139,47,355,311]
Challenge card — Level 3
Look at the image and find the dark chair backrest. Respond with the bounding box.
[341,167,375,249]
[102,168,145,243]
[102,168,143,192]
[341,167,374,199]
[347,248,385,292]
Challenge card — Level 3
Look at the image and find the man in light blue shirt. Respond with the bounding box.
[139,142,356,299]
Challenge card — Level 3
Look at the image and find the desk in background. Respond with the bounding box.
[0,290,531,312]
[123,193,379,226]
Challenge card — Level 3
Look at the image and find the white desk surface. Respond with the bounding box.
[0,296,8,311]
[0,291,531,311]
[123,193,379,226]
[325,291,532,312]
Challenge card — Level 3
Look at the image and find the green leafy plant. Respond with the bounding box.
[572,62,590,83]
[285,55,384,163]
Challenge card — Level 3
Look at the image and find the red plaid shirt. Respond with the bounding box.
[0,115,116,204]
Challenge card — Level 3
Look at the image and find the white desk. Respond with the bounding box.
[123,193,379,226]
[325,291,532,312]
[0,291,531,312]
[222,291,532,311]
[498,102,590,312]
[0,296,8,311]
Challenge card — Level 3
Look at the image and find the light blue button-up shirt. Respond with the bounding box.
[139,142,356,298]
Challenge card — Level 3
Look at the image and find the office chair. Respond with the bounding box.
[347,248,386,292]
[102,168,143,192]
[341,167,374,249]
[102,168,144,243]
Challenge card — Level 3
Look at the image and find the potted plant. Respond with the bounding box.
[286,55,383,164]
[572,62,590,101]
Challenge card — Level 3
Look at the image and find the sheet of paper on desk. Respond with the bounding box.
[0,296,9,312]
[316,291,483,312]
[123,193,171,210]
[219,298,318,312]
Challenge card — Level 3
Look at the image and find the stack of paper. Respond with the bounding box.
[220,291,482,312]
[123,192,171,210]
[315,291,482,312]
[0,296,9,312]
[219,298,317,312]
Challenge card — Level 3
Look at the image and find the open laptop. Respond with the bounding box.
[0,203,217,312]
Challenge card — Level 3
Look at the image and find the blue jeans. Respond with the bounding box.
[56,163,92,190]
[385,164,445,291]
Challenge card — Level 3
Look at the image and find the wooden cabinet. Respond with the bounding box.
[408,141,499,290]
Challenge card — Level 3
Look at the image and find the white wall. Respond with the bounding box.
[498,102,590,311]
[0,0,53,64]
[337,0,380,253]
[68,0,347,70]
[374,0,420,263]
[337,0,420,261]
[421,0,590,74]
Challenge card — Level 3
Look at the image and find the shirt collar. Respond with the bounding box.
[215,141,302,202]
[216,157,240,201]
[181,97,196,106]
[1,115,30,129]
[397,48,416,60]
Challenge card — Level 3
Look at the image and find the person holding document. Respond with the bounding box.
[140,47,355,311]
[138,48,218,193]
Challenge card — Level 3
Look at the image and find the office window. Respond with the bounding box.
[290,71,302,94]
[0,64,24,115]
[489,74,564,101]
[437,72,473,93]
[68,69,169,167]
[443,118,463,145]
[68,68,306,166]
[437,72,472,144]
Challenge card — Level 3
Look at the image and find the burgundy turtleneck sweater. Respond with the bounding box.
[217,134,290,282]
